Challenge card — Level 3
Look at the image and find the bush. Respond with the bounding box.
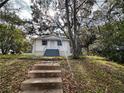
[96,50,124,63]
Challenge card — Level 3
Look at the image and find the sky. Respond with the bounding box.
[10,0,105,19]
[10,0,32,19]
[18,0,32,19]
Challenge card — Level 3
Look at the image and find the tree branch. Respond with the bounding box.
[0,0,9,8]
[76,0,88,10]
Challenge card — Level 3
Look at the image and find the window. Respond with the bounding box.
[42,40,47,45]
[57,40,62,46]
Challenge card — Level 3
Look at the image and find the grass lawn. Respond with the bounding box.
[0,55,124,93]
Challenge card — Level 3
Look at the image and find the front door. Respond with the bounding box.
[49,41,56,49]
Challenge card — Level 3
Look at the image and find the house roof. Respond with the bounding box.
[32,34,69,41]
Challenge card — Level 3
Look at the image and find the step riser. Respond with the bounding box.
[22,89,63,93]
[28,73,61,78]
[33,66,60,70]
[22,83,62,90]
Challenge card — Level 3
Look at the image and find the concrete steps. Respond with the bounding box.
[22,89,63,93]
[33,63,60,70]
[28,70,61,78]
[22,78,62,90]
[20,62,63,93]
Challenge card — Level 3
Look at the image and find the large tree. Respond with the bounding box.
[31,0,95,58]
[64,0,95,58]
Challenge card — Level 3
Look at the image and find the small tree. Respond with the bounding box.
[80,26,97,55]
[0,24,30,54]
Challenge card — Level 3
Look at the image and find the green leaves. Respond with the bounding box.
[0,24,30,54]
[0,11,25,25]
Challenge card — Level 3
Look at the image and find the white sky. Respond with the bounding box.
[19,0,32,19]
[24,0,31,5]
[13,0,105,19]
[10,0,32,19]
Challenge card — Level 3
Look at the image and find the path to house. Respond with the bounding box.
[20,61,63,93]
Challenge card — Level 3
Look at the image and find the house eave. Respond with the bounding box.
[32,37,69,41]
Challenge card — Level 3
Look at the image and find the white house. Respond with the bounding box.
[32,34,71,56]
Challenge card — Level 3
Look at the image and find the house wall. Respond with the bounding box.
[32,39,71,56]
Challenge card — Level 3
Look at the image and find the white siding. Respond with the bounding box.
[32,39,71,56]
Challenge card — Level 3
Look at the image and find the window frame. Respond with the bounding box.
[42,40,47,45]
[57,40,62,46]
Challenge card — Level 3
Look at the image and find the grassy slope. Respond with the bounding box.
[0,55,124,93]
[0,59,36,93]
[61,56,124,93]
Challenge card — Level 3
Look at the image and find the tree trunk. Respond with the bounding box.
[65,0,82,59]
[72,0,81,59]
[86,46,90,55]
[65,0,73,42]
[72,44,82,58]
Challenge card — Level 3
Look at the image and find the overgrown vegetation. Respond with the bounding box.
[93,21,124,63]
[61,56,124,93]
[0,56,124,93]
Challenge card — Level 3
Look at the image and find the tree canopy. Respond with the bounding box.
[0,24,30,54]
[0,2,31,55]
